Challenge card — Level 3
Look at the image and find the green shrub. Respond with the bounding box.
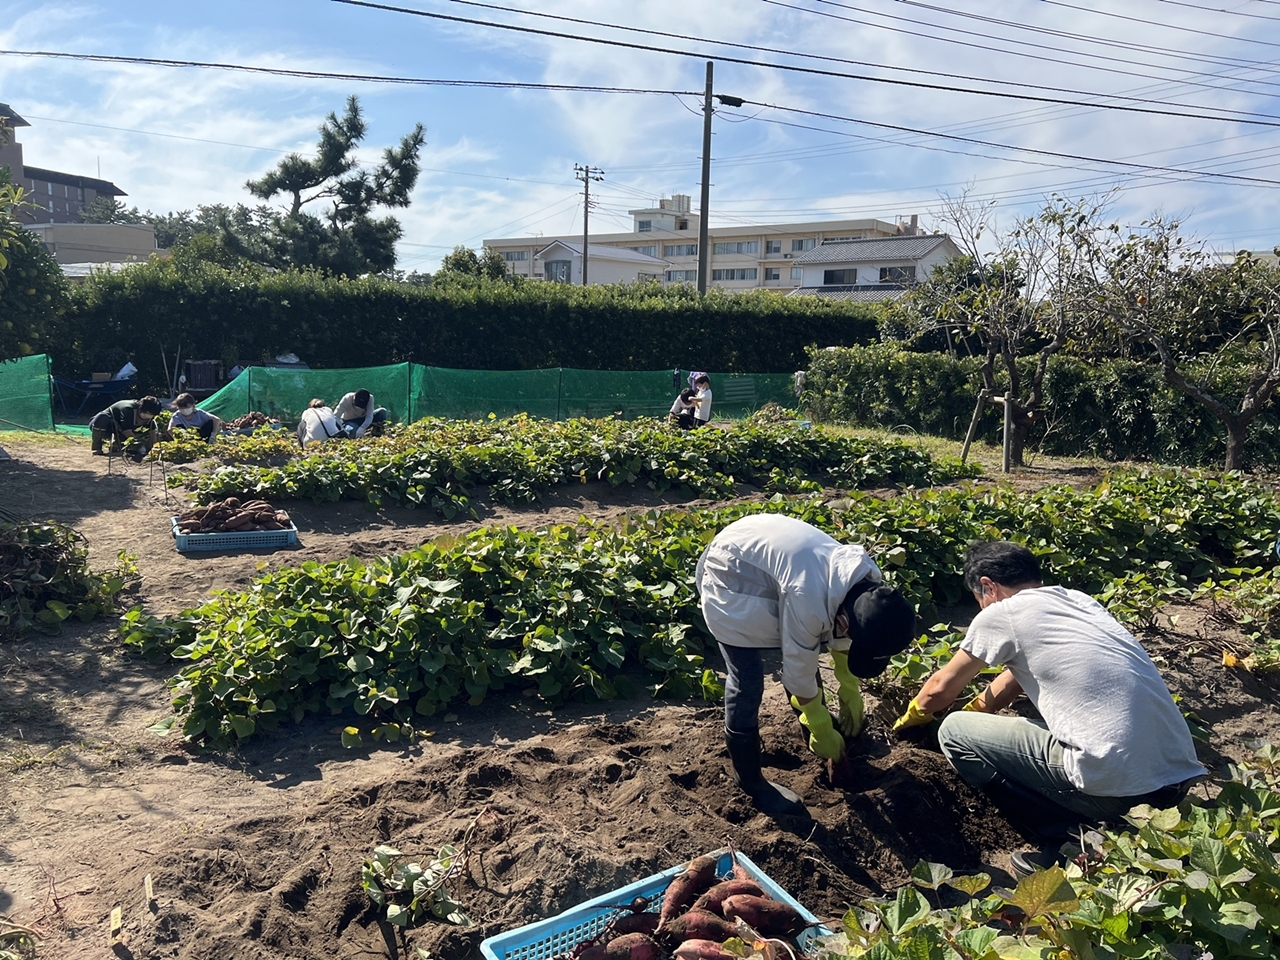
[55,259,880,393]
[804,344,1280,467]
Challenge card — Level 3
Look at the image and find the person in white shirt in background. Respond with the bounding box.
[894,540,1204,871]
[691,374,712,427]
[334,389,388,438]
[297,398,341,448]
[168,392,224,443]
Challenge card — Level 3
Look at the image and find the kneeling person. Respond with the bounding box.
[895,541,1203,839]
[89,396,162,459]
[168,393,224,442]
[335,389,388,439]
[698,514,916,817]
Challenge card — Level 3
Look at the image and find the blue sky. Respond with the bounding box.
[2,0,1278,271]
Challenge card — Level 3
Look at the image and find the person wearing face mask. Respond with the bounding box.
[89,396,163,458]
[696,513,917,817]
[167,393,224,443]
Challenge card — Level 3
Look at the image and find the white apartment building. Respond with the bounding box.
[789,235,963,302]
[484,194,927,291]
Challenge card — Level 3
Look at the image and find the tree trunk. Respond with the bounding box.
[1224,416,1249,472]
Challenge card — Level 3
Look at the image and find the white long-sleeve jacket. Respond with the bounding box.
[696,514,881,700]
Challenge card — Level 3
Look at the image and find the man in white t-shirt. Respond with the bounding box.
[691,375,712,427]
[894,541,1203,842]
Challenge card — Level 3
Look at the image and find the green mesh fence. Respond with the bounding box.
[202,363,412,424]
[0,354,54,432]
[197,363,798,423]
[411,366,562,420]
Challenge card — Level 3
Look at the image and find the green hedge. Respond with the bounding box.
[803,343,1280,467]
[55,259,880,392]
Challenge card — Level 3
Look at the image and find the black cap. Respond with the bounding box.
[843,584,916,678]
[354,389,371,407]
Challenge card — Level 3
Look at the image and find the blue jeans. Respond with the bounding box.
[720,644,766,736]
[937,712,1186,820]
[341,408,387,437]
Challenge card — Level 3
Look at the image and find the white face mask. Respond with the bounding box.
[178,407,194,417]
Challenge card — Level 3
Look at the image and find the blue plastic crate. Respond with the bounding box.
[171,516,298,552]
[479,849,832,960]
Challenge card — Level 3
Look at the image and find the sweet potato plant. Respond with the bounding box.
[122,469,1280,750]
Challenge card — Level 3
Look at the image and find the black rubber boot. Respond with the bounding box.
[724,731,808,818]
[983,775,1085,844]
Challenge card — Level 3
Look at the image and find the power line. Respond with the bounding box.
[739,99,1280,186]
[1033,0,1280,46]
[1147,0,1280,21]
[0,49,699,95]
[421,0,1280,119]
[766,0,1280,93]
[329,0,1280,126]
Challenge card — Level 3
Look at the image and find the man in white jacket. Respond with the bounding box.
[698,514,916,817]
[334,389,388,438]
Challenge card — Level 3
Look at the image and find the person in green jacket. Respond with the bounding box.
[89,396,162,459]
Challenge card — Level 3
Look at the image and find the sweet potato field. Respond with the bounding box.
[177,416,979,515]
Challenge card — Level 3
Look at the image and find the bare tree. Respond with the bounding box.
[1074,215,1280,470]
[913,193,1097,466]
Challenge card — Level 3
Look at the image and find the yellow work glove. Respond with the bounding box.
[829,651,865,738]
[961,697,986,713]
[791,695,846,760]
[892,696,936,733]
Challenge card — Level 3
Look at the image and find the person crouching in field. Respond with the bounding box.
[90,396,162,459]
[894,541,1205,873]
[698,514,916,817]
[335,389,388,438]
[297,399,341,448]
[168,393,224,443]
[669,388,698,429]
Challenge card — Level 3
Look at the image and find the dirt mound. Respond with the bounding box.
[91,696,1017,960]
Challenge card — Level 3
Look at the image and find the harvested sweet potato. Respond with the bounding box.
[578,946,607,960]
[721,895,805,936]
[657,854,720,928]
[602,933,663,960]
[674,940,738,960]
[657,909,737,943]
[611,913,660,936]
[692,879,764,916]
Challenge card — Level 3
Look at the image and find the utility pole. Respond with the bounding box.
[574,163,604,285]
[697,62,714,295]
[696,62,743,295]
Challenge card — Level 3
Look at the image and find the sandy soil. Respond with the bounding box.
[1,434,1277,960]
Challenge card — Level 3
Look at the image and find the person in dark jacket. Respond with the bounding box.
[89,396,162,459]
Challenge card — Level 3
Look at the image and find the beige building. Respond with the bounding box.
[25,222,162,267]
[789,235,963,302]
[485,193,922,290]
[1,102,127,224]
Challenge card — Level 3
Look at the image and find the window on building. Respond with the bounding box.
[880,265,918,283]
[823,269,856,285]
[790,266,803,280]
[791,238,815,252]
[546,260,572,283]
[503,250,529,262]
[47,182,52,195]
[676,219,689,230]
[711,268,758,281]
[664,244,697,257]
[665,269,698,283]
[77,187,85,201]
[637,272,661,282]
[764,267,780,281]
[713,241,760,255]
[47,200,54,212]
[638,220,652,232]
[626,245,657,257]
[765,240,781,254]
